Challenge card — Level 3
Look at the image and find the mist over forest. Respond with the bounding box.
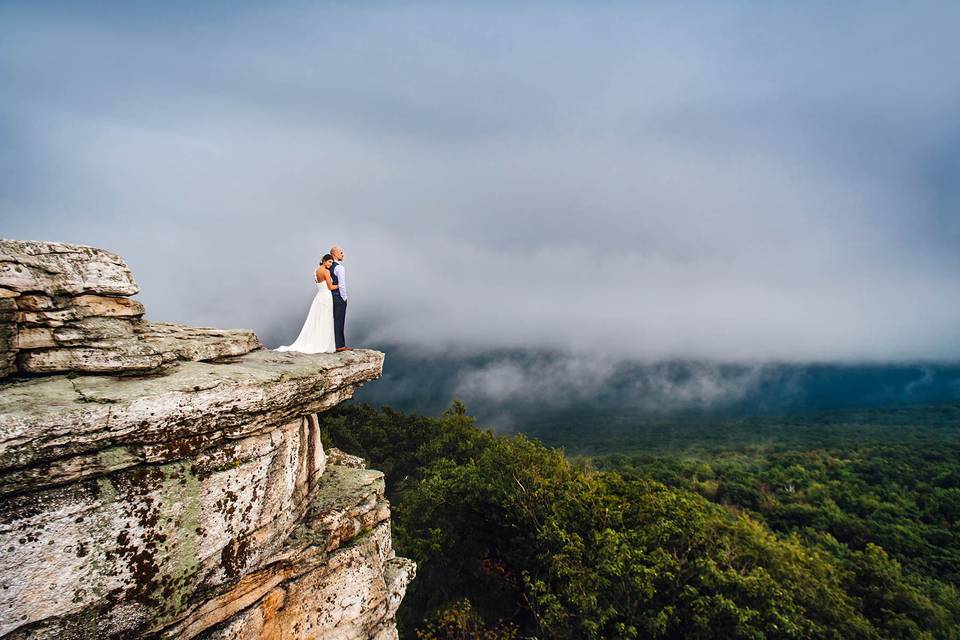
[349,344,960,430]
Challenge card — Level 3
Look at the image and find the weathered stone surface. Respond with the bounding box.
[0,299,17,322]
[9,294,144,325]
[134,321,261,363]
[15,307,79,326]
[16,341,163,374]
[0,240,259,378]
[71,294,145,318]
[12,295,143,323]
[0,354,13,380]
[0,238,138,296]
[328,447,367,469]
[0,430,412,640]
[0,238,413,639]
[161,464,387,639]
[11,294,53,311]
[52,317,137,346]
[14,326,55,350]
[0,299,18,379]
[384,557,418,625]
[182,466,414,640]
[10,321,259,376]
[0,415,328,639]
[0,349,412,640]
[0,348,384,496]
[202,524,404,640]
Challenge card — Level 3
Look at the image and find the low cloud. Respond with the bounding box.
[454,356,781,416]
[455,354,619,405]
[356,349,960,428]
[2,3,959,361]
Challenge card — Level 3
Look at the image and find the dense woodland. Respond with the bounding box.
[317,402,960,639]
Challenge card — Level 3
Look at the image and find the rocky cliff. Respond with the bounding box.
[0,239,414,639]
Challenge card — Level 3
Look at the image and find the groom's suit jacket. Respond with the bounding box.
[331,261,347,302]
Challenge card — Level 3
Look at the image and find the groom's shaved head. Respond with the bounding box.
[330,246,340,254]
[330,246,344,260]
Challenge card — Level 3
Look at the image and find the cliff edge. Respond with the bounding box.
[0,239,414,639]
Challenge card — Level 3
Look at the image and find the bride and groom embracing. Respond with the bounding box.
[276,245,353,354]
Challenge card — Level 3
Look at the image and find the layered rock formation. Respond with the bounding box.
[0,239,414,639]
[0,239,259,376]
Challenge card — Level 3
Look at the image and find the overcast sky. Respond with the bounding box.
[2,2,959,362]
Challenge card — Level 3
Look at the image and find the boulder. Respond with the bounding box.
[0,238,139,296]
[0,240,260,378]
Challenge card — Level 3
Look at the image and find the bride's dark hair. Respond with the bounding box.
[320,254,334,265]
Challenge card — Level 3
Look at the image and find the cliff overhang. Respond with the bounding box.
[0,239,414,640]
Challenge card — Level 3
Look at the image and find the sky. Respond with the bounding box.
[2,1,959,363]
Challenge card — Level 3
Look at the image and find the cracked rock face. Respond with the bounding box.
[0,349,386,496]
[0,239,138,297]
[180,467,415,640]
[0,300,15,378]
[0,348,413,640]
[0,238,261,377]
[0,239,415,639]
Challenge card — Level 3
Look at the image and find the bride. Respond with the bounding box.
[275,254,339,353]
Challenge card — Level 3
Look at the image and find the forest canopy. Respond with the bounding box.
[318,402,960,639]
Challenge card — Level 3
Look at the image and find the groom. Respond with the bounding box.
[330,245,352,352]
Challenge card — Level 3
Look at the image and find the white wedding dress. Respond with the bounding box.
[275,277,336,354]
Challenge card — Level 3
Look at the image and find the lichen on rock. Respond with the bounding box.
[0,239,414,639]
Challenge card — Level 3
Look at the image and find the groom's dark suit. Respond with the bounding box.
[331,260,347,349]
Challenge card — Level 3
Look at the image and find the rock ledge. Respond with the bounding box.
[0,239,413,640]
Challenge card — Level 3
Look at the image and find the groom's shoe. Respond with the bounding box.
[336,347,354,352]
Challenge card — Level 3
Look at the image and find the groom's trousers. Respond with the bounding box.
[333,297,347,349]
